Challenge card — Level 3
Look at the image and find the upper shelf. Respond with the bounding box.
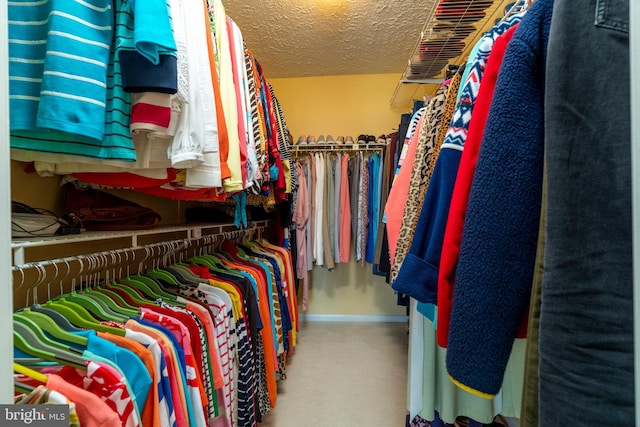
[11,220,270,266]
[390,0,519,111]
[291,142,388,154]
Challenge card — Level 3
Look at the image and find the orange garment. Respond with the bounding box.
[186,301,225,390]
[98,331,161,427]
[126,319,189,427]
[202,0,230,181]
[260,241,299,337]
[219,257,279,406]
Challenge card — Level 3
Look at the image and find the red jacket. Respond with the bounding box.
[436,25,526,348]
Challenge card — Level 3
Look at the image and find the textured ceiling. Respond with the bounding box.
[224,0,433,78]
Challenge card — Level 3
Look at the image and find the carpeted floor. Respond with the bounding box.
[260,321,409,427]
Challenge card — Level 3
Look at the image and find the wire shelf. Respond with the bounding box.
[391,0,518,111]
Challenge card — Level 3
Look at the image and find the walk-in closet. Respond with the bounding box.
[1,0,638,426]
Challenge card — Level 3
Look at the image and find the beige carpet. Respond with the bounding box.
[260,321,409,427]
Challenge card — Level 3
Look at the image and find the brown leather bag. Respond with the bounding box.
[63,184,161,231]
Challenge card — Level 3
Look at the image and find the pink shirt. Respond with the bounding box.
[384,115,424,264]
[293,162,310,310]
[339,154,352,262]
[46,373,121,427]
[43,362,139,427]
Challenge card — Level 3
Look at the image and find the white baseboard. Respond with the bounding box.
[300,314,409,323]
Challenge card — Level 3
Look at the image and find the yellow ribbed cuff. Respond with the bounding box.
[449,375,495,399]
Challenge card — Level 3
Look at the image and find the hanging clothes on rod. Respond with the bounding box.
[7,0,294,204]
[289,139,392,310]
[12,226,297,427]
[385,0,541,425]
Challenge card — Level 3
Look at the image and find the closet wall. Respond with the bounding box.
[270,73,402,137]
[11,163,189,225]
[271,73,406,319]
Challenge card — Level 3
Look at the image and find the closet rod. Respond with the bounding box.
[291,142,387,152]
[12,222,270,285]
[12,227,267,308]
[400,78,445,84]
[12,220,270,266]
[630,0,640,424]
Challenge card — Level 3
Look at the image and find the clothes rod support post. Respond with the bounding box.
[14,247,25,267]
[193,227,202,239]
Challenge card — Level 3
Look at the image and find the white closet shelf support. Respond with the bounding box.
[11,220,270,266]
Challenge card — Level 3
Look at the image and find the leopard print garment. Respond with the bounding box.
[428,70,464,181]
[389,82,448,284]
[277,353,287,380]
[390,72,463,284]
[256,337,271,418]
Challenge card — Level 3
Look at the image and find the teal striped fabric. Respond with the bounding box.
[9,0,113,140]
[9,0,141,162]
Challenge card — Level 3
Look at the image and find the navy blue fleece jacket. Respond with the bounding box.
[391,14,522,312]
[446,0,553,397]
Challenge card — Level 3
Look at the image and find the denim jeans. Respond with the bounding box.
[540,0,633,425]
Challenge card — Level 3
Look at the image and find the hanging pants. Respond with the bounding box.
[540,0,633,425]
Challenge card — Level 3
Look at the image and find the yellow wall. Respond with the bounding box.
[271,73,407,318]
[270,73,402,140]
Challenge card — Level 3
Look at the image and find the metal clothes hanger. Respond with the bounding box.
[17,261,75,332]
[94,250,142,311]
[85,252,136,317]
[143,242,185,291]
[43,257,125,336]
[126,244,180,300]
[84,251,139,317]
[15,262,88,347]
[63,253,126,323]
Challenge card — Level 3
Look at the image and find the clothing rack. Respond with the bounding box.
[11,221,270,267]
[9,218,295,426]
[291,142,387,155]
[11,221,270,309]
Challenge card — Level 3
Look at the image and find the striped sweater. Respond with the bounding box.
[9,0,113,140]
[9,0,140,161]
